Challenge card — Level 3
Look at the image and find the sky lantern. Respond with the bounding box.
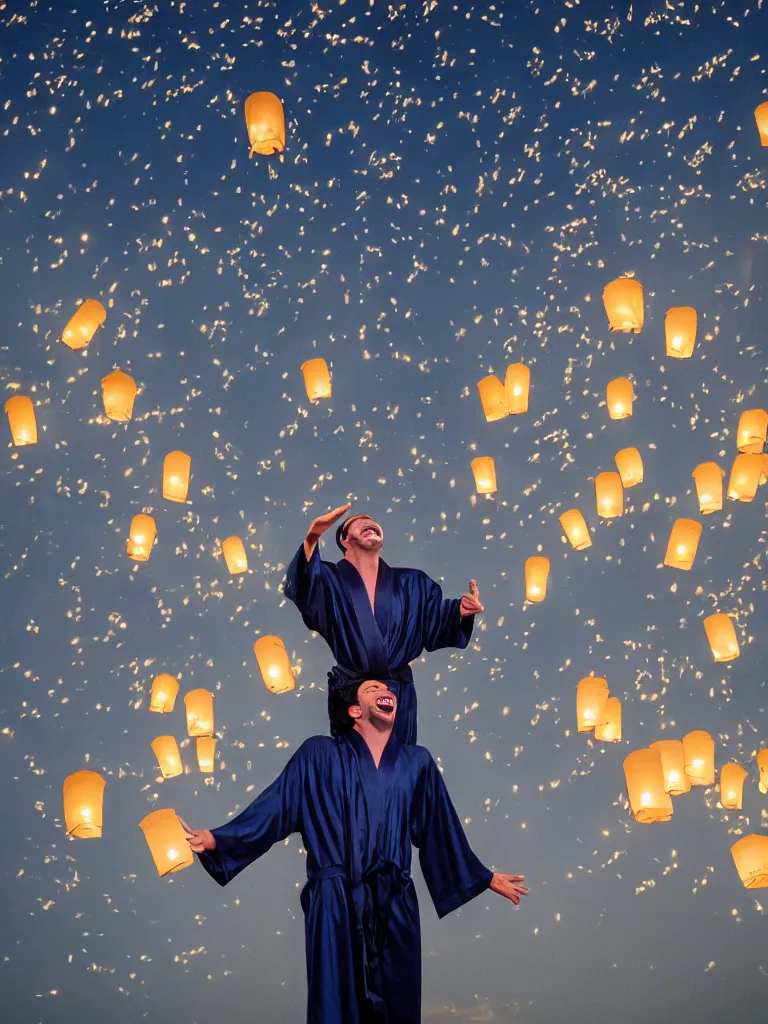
[703,613,739,662]
[477,375,508,422]
[736,409,768,454]
[614,447,644,487]
[602,277,644,333]
[524,556,550,602]
[727,453,763,502]
[731,835,768,889]
[595,471,623,518]
[682,730,715,786]
[720,763,748,810]
[504,363,530,414]
[149,674,179,714]
[244,91,285,156]
[606,377,634,420]
[151,736,183,779]
[301,358,332,401]
[691,462,725,514]
[254,635,296,694]
[755,102,768,146]
[623,749,673,823]
[63,770,106,838]
[559,509,591,550]
[127,514,156,562]
[471,456,497,495]
[163,451,191,503]
[222,536,248,574]
[757,749,768,795]
[664,306,697,358]
[594,697,622,742]
[184,689,214,737]
[61,298,106,350]
[650,740,691,795]
[197,737,216,773]
[576,676,609,732]
[139,809,195,877]
[663,518,702,571]
[4,395,37,446]
[101,369,137,422]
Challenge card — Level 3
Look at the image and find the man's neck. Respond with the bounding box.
[344,547,380,578]
[353,720,393,769]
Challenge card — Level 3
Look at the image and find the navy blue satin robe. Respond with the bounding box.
[284,545,474,744]
[196,730,493,1024]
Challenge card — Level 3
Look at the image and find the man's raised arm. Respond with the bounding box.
[303,502,351,562]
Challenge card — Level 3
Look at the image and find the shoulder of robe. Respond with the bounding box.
[295,735,336,761]
[407,744,435,769]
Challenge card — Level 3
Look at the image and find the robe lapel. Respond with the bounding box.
[337,559,391,676]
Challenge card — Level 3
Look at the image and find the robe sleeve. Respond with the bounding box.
[412,753,493,918]
[195,743,305,887]
[283,543,330,636]
[419,572,474,653]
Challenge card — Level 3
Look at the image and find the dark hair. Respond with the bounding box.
[328,679,362,737]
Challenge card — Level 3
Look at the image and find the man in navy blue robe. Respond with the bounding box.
[182,678,527,1024]
[283,503,485,745]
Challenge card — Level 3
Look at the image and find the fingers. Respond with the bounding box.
[469,579,479,597]
[331,503,352,520]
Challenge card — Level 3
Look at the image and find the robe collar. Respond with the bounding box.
[336,556,393,675]
[346,725,400,781]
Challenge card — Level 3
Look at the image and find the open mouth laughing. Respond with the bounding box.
[362,525,381,538]
[375,693,395,714]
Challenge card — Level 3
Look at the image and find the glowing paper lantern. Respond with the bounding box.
[624,749,673,823]
[703,613,739,662]
[663,518,702,571]
[603,278,644,333]
[151,736,183,779]
[4,395,37,446]
[477,375,507,422]
[197,737,216,773]
[720,763,748,810]
[594,697,622,743]
[755,102,768,146]
[184,689,214,737]
[650,740,691,795]
[731,835,768,889]
[682,730,715,786]
[736,409,768,454]
[150,674,179,714]
[757,749,768,795]
[139,809,194,877]
[127,514,156,562]
[606,377,634,420]
[691,462,725,515]
[576,676,609,732]
[471,456,497,495]
[222,536,248,574]
[727,453,763,502]
[524,556,550,602]
[504,363,530,415]
[62,299,106,350]
[244,91,285,156]
[559,509,591,550]
[595,471,623,518]
[615,447,644,487]
[101,369,137,422]
[163,451,191,503]
[664,306,697,358]
[301,358,332,401]
[63,770,106,838]
[254,635,296,694]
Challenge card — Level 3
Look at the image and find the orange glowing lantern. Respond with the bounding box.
[663,518,702,571]
[703,613,739,662]
[720,763,748,810]
[576,676,609,732]
[594,697,622,743]
[139,809,194,877]
[197,737,216,773]
[615,447,644,487]
[595,471,623,518]
[151,736,183,779]
[682,730,715,786]
[606,378,634,420]
[471,456,497,495]
[624,748,673,823]
[559,509,591,550]
[731,835,768,889]
[755,102,768,146]
[101,369,138,422]
[504,363,531,414]
[603,278,644,333]
[301,358,332,401]
[127,514,156,562]
[163,451,191,503]
[63,769,106,838]
[664,306,697,358]
[150,674,179,714]
[222,536,248,574]
[477,375,508,422]
[4,395,37,446]
[691,462,725,515]
[254,635,296,694]
[757,749,768,795]
[727,453,763,502]
[62,299,106,350]
[525,556,550,602]
[736,409,768,454]
[650,740,691,795]
[184,689,214,737]
[244,91,285,156]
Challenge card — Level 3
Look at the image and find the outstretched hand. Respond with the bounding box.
[178,816,216,853]
[459,579,484,617]
[307,503,352,540]
[489,873,528,905]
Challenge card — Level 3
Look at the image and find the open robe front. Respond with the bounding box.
[196,732,493,1024]
[284,544,475,744]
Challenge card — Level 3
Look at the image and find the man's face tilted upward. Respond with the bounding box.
[342,514,385,554]
[348,680,397,728]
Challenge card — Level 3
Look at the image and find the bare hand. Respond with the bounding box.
[489,873,528,905]
[178,816,216,853]
[459,579,484,617]
[307,503,352,542]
